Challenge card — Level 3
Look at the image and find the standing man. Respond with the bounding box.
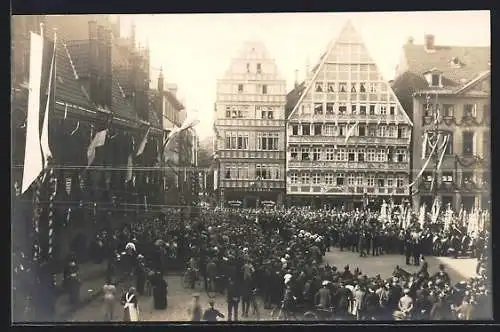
[226,278,240,321]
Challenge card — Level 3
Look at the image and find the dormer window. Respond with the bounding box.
[450,57,463,68]
[431,74,440,86]
[424,68,443,87]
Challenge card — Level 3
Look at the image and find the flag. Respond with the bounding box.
[126,154,133,182]
[344,120,359,144]
[136,127,151,157]
[40,31,57,167]
[436,134,449,170]
[21,32,45,194]
[164,112,200,152]
[418,203,426,227]
[213,168,218,190]
[87,129,108,166]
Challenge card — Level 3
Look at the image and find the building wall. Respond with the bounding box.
[411,83,490,211]
[214,41,287,207]
[286,22,412,208]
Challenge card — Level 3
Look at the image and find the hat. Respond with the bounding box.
[322,280,330,286]
[403,288,410,294]
[208,300,215,305]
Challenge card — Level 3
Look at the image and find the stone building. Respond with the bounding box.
[214,41,287,208]
[285,21,413,209]
[393,34,490,211]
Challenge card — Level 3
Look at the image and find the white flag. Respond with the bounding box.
[136,127,151,157]
[40,33,57,167]
[87,129,108,166]
[21,32,44,194]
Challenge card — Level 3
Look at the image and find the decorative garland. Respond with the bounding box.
[423,114,490,127]
[32,176,42,263]
[47,168,57,260]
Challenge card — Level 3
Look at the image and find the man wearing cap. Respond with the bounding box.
[203,300,225,322]
[315,281,332,309]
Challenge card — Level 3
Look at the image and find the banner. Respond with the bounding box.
[40,33,56,167]
[87,129,108,166]
[22,32,44,194]
[136,127,151,157]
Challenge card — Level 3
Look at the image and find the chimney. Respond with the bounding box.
[88,20,98,105]
[97,25,106,106]
[158,67,164,92]
[294,69,299,88]
[424,34,435,51]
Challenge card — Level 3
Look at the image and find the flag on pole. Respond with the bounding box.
[164,112,200,152]
[418,203,426,228]
[87,129,108,166]
[21,32,45,194]
[136,127,151,157]
[344,120,359,144]
[40,31,57,167]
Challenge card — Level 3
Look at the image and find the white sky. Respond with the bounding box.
[118,11,490,139]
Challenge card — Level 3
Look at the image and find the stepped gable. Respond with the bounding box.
[288,20,412,126]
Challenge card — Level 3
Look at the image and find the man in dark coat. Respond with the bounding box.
[226,278,240,321]
[152,272,168,310]
[203,300,225,321]
[335,282,352,319]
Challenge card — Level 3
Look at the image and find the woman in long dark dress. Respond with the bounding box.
[153,272,168,310]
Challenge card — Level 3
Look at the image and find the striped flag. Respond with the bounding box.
[87,129,108,166]
[22,32,45,194]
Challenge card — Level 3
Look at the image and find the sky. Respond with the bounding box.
[118,11,490,140]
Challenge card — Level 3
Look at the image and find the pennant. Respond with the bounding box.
[21,32,44,194]
[213,168,218,190]
[164,112,200,152]
[408,137,439,188]
[87,129,108,166]
[436,134,449,170]
[136,127,151,157]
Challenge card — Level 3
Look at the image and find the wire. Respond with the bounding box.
[11,165,212,171]
[12,201,203,213]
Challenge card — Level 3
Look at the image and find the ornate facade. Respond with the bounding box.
[286,21,412,209]
[214,41,287,208]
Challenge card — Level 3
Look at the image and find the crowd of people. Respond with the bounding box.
[79,206,491,322]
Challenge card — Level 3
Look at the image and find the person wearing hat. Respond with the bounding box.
[121,287,140,322]
[203,300,225,322]
[315,281,332,309]
[152,271,168,310]
[189,293,203,321]
[226,278,241,321]
[396,288,413,319]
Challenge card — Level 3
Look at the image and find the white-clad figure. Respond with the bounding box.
[121,287,140,321]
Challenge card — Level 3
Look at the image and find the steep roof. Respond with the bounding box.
[165,90,185,111]
[285,82,306,119]
[402,43,490,88]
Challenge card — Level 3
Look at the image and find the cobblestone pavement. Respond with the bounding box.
[67,248,477,322]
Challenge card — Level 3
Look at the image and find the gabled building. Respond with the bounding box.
[214,41,287,208]
[286,21,413,209]
[393,35,490,211]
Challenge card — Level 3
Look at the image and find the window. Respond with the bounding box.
[290,172,298,184]
[336,148,346,161]
[396,148,407,162]
[367,148,376,162]
[380,105,387,115]
[290,147,298,160]
[358,125,366,137]
[348,173,355,186]
[445,133,453,154]
[464,104,476,118]
[397,175,404,188]
[442,172,453,182]
[462,171,473,184]
[292,125,299,136]
[312,173,321,184]
[326,103,334,114]
[351,104,357,114]
[348,149,356,162]
[246,63,250,73]
[376,149,386,162]
[360,105,366,115]
[338,105,347,114]
[369,83,377,93]
[360,83,366,93]
[368,125,376,137]
[256,63,262,74]
[301,147,310,160]
[338,125,345,136]
[315,82,323,92]
[377,178,385,187]
[237,133,249,150]
[237,165,249,179]
[397,126,405,139]
[367,174,375,187]
[224,166,232,179]
[327,82,335,92]
[336,173,345,186]
[431,74,440,86]
[463,131,474,155]
[358,149,365,162]
[238,84,244,92]
[356,174,364,186]
[443,104,454,117]
[378,125,386,137]
[325,173,335,185]
[314,103,324,115]
[339,82,347,92]
[387,178,394,187]
[262,84,268,94]
[225,106,231,118]
[312,147,321,161]
[369,105,375,115]
[388,126,395,137]
[302,124,310,136]
[314,124,322,136]
[259,106,274,119]
[257,132,279,151]
[325,147,335,160]
[351,83,357,93]
[389,105,395,115]
[225,132,238,149]
[324,125,335,136]
[301,173,310,184]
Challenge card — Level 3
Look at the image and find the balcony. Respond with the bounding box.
[287,160,409,171]
[220,179,285,190]
[286,185,409,195]
[219,150,286,160]
[287,135,409,146]
[290,113,408,124]
[216,118,286,127]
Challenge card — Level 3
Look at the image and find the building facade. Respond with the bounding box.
[214,41,287,208]
[286,21,413,210]
[393,35,490,211]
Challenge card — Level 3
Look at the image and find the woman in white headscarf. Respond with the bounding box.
[121,287,140,321]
